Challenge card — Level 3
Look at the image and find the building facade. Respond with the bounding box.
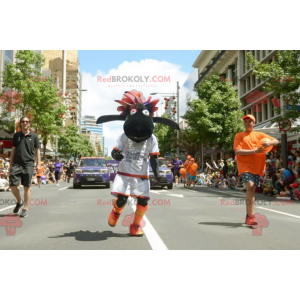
[81,115,104,154]
[193,50,300,159]
[42,50,82,129]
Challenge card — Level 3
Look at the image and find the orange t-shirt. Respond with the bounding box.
[184,160,191,172]
[189,163,198,176]
[233,131,274,176]
[37,166,44,177]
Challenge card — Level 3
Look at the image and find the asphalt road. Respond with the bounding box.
[0,181,300,250]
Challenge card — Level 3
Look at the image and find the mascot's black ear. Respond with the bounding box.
[96,115,126,124]
[152,117,180,130]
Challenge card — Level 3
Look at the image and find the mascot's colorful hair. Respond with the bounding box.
[115,90,159,117]
[97,90,179,130]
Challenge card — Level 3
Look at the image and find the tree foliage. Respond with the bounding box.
[247,50,300,132]
[153,113,177,156]
[183,73,244,151]
[1,50,67,158]
[58,125,96,158]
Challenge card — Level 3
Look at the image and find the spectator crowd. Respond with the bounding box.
[167,150,300,201]
[0,157,77,191]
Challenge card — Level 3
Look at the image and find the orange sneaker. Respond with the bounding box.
[129,224,144,236]
[245,214,258,226]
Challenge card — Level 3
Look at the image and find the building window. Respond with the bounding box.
[5,50,13,64]
[252,75,255,89]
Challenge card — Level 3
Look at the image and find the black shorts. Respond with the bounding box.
[9,165,34,187]
[55,171,61,180]
[175,170,180,177]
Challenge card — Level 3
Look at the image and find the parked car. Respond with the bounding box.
[73,157,110,189]
[149,158,173,189]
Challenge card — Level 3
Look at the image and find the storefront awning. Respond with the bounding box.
[254,120,300,140]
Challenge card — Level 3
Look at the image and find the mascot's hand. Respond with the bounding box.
[151,176,161,188]
[114,152,124,161]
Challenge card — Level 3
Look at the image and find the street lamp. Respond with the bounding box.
[151,81,180,156]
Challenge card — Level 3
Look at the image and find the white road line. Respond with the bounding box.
[257,207,300,219]
[0,205,15,212]
[128,198,168,250]
[59,187,68,191]
[150,191,161,194]
[166,193,183,198]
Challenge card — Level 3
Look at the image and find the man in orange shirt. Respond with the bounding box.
[183,155,192,188]
[189,158,198,190]
[234,114,279,226]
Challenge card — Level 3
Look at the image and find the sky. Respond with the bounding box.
[78,50,201,155]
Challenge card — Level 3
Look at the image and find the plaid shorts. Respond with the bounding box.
[241,172,260,187]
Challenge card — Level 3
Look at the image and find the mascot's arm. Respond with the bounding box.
[111,149,124,161]
[150,155,161,187]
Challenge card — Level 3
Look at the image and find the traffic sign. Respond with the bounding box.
[286,105,300,110]
[279,118,291,132]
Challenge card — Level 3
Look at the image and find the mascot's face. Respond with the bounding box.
[124,103,154,143]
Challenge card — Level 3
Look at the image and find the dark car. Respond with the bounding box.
[73,157,110,189]
[149,158,173,189]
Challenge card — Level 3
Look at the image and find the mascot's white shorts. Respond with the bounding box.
[111,174,150,199]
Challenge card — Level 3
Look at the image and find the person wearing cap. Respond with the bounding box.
[188,158,198,190]
[183,155,192,188]
[234,114,279,226]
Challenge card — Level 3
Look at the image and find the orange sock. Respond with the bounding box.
[133,204,148,225]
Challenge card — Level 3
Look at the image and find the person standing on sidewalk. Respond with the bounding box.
[234,114,279,226]
[54,159,63,186]
[9,116,41,218]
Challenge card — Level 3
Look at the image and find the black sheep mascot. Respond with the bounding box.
[96,90,179,236]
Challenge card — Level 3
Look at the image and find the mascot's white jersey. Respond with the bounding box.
[113,133,159,178]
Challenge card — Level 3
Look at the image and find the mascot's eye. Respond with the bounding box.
[142,110,149,116]
[130,109,137,115]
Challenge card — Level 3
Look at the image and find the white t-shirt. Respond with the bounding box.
[0,178,9,188]
[114,133,159,178]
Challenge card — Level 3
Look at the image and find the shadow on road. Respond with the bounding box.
[48,230,130,241]
[198,222,252,229]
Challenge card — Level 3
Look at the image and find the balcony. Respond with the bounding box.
[194,50,226,88]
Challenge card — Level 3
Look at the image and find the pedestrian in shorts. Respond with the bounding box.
[234,114,279,226]
[9,116,41,218]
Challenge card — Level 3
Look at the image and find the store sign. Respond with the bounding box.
[0,140,13,148]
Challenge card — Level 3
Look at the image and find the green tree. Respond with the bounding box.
[1,50,67,158]
[247,50,300,131]
[58,125,96,159]
[153,113,176,156]
[174,129,201,157]
[183,73,244,155]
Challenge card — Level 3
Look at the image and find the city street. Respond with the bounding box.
[0,182,299,250]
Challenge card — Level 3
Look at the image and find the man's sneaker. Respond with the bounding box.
[56,184,60,187]
[245,214,258,226]
[13,201,24,214]
[20,209,28,218]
